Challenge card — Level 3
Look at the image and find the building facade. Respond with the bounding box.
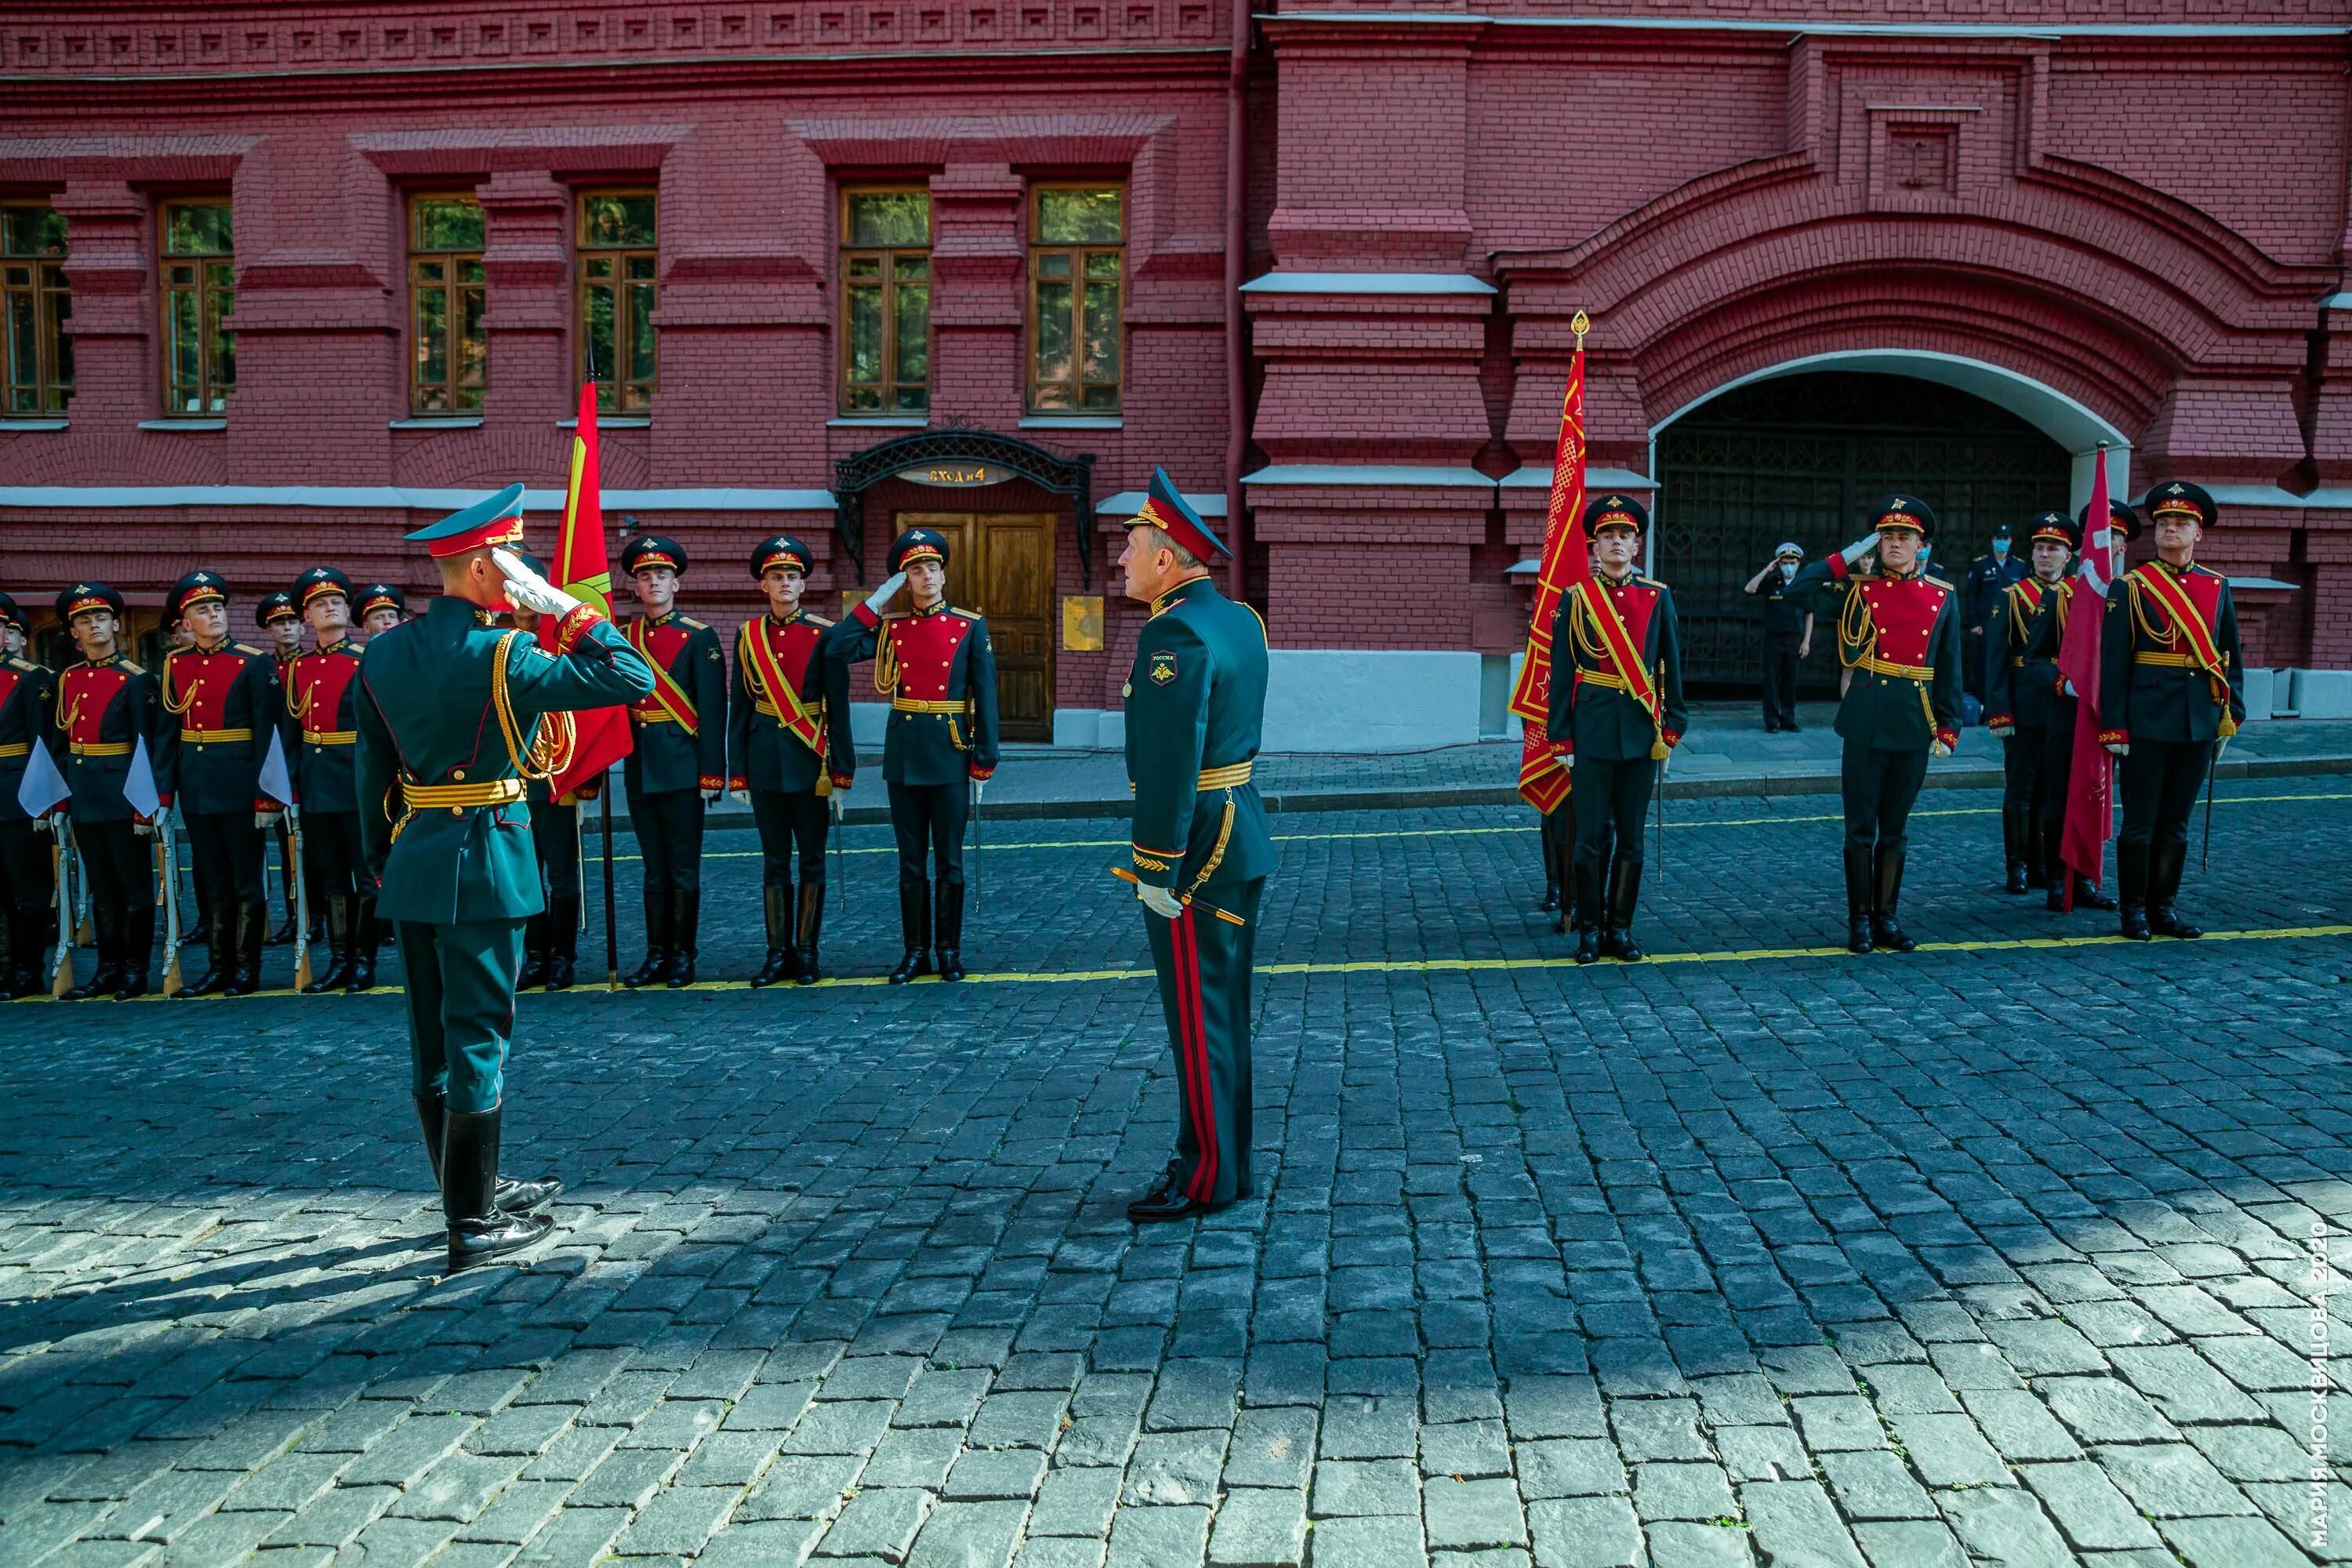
[3,1,2348,748]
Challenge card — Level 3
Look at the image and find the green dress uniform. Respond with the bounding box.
[1787,495,1962,954]
[354,485,656,1272]
[1120,471,1273,1221]
[49,583,162,1000]
[617,534,729,989]
[2097,480,2245,940]
[1544,495,1687,964]
[833,526,1000,983]
[1981,514,2074,896]
[727,535,856,986]
[154,571,284,996]
[285,567,376,991]
[0,592,58,999]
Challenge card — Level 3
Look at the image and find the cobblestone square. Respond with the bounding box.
[2,784,2348,1566]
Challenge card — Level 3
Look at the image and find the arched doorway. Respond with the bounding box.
[1655,370,2073,693]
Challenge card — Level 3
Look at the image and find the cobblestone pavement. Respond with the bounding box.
[4,785,2350,1567]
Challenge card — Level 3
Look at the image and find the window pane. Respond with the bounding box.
[459,259,485,285]
[848,191,929,247]
[6,292,34,404]
[1037,252,1071,279]
[897,255,927,283]
[847,283,883,385]
[894,280,928,390]
[169,291,201,406]
[586,256,613,280]
[1033,278,1073,405]
[416,281,448,389]
[626,281,655,383]
[52,283,71,400]
[582,283,615,387]
[1082,278,1120,387]
[581,194,655,247]
[209,284,235,403]
[848,255,881,281]
[2,207,67,256]
[165,202,232,256]
[458,285,485,394]
[412,197,484,252]
[626,253,655,281]
[1036,187,1121,245]
[1085,251,1120,280]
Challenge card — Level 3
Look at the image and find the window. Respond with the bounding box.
[576,191,656,413]
[2,203,71,416]
[1028,184,1122,414]
[408,194,485,416]
[161,199,234,416]
[839,188,931,416]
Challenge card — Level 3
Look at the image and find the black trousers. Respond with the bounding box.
[78,820,154,931]
[1841,744,1929,852]
[752,789,829,887]
[529,798,581,900]
[889,782,969,885]
[1761,636,1800,728]
[1145,878,1264,1207]
[306,810,365,898]
[186,810,267,911]
[1570,753,1655,866]
[0,818,53,932]
[2038,718,2079,825]
[2001,728,2049,814]
[630,788,705,894]
[2118,739,2211,848]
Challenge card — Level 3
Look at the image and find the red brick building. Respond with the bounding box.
[4,2,2348,746]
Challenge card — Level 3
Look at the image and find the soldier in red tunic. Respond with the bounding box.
[1982,513,2074,895]
[0,592,57,999]
[2016,500,2136,915]
[286,567,376,991]
[49,583,162,1000]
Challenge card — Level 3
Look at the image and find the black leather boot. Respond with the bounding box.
[345,898,380,992]
[1607,858,1646,962]
[545,895,578,990]
[113,903,154,1000]
[1570,861,1604,965]
[443,1106,554,1272]
[1538,822,1562,914]
[1843,846,1875,955]
[2116,842,2152,940]
[751,882,796,987]
[65,903,116,1000]
[415,1091,563,1214]
[796,880,826,986]
[180,904,234,997]
[2001,808,2030,895]
[1870,847,1915,953]
[1,906,28,999]
[888,876,931,984]
[665,891,699,987]
[222,902,266,997]
[935,879,966,982]
[518,907,551,993]
[2025,808,2051,890]
[622,890,669,988]
[303,894,352,993]
[2147,842,2201,938]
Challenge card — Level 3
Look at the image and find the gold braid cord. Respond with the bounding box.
[492,631,575,783]
[160,652,198,718]
[873,619,899,696]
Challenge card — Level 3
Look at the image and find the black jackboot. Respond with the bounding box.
[935,880,967,982]
[2117,842,2153,940]
[519,907,551,993]
[303,894,352,993]
[114,904,155,1000]
[751,882,796,987]
[442,1106,555,1272]
[796,880,826,986]
[180,904,234,997]
[415,1091,562,1214]
[1871,847,1916,953]
[1607,858,1647,962]
[888,876,931,984]
[1571,861,1604,965]
[222,903,266,997]
[2147,842,2202,938]
[2001,808,2031,895]
[622,890,670,988]
[544,895,578,990]
[1,905,28,999]
[65,903,117,1000]
[345,898,381,992]
[1842,846,1875,955]
[1538,821,1562,915]
[665,891,699,987]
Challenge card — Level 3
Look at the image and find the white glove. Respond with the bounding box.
[1136,882,1182,920]
[2062,680,2078,698]
[702,788,722,805]
[254,811,276,830]
[864,572,907,615]
[1842,532,1881,566]
[1930,740,1953,758]
[2105,742,2129,757]
[33,811,53,836]
[132,817,154,837]
[1989,724,2014,739]
[728,789,750,807]
[492,546,582,619]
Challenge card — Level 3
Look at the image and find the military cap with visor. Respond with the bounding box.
[1129,466,1232,564]
[751,535,814,579]
[256,590,299,628]
[621,532,688,576]
[357,583,408,619]
[403,482,527,558]
[0,590,24,633]
[2144,479,2217,530]
[56,582,125,622]
[887,526,951,575]
[292,565,355,611]
[1583,493,1649,539]
[1867,493,1937,540]
[2077,498,2142,546]
[167,570,230,622]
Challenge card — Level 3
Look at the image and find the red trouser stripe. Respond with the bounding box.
[1174,908,1218,1202]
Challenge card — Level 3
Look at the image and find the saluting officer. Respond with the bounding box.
[617,532,728,987]
[1117,470,1272,1221]
[2017,501,2135,914]
[256,590,307,946]
[1983,514,2072,895]
[358,584,408,638]
[1742,543,1812,731]
[354,485,656,1271]
[287,567,377,991]
[1547,495,1687,964]
[833,527,1000,983]
[1788,496,1962,954]
[504,552,590,993]
[154,572,283,997]
[728,535,855,986]
[49,583,162,1000]
[2100,481,2244,940]
[0,592,58,999]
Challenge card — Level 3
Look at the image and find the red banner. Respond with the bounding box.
[2057,447,2115,895]
[544,383,633,798]
[1512,342,1589,814]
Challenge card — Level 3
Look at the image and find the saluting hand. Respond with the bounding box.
[1137,882,1182,920]
[1840,533,1882,566]
[492,547,582,619]
[864,572,908,615]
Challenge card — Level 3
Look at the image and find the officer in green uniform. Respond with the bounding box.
[286,567,378,991]
[506,553,590,992]
[2099,480,2244,940]
[255,590,308,946]
[617,532,729,988]
[0,592,58,999]
[832,527,1000,983]
[49,583,162,1000]
[355,484,656,1271]
[1116,470,1272,1222]
[154,571,284,996]
[1787,496,1962,954]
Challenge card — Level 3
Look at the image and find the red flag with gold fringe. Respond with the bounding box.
[1511,323,1591,814]
[542,383,633,799]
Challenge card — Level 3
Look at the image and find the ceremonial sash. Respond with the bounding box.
[2126,564,2234,731]
[2006,579,2045,641]
[1571,578,1667,758]
[738,620,825,757]
[625,618,700,734]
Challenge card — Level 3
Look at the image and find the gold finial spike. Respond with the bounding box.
[1571,309,1590,345]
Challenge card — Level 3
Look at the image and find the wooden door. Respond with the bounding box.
[895,510,1058,742]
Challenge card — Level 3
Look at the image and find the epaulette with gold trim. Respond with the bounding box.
[947,606,979,621]
[1926,575,1955,593]
[680,615,709,630]
[808,612,834,627]
[116,657,146,675]
[235,641,263,656]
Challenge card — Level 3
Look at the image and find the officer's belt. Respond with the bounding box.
[393,777,524,842]
[891,697,967,715]
[756,698,826,720]
[0,742,27,760]
[70,741,131,757]
[2133,651,2196,668]
[632,708,677,723]
[1198,760,1254,790]
[1578,670,1639,694]
[303,728,357,746]
[181,726,253,742]
[2010,657,2026,669]
[1854,656,1935,681]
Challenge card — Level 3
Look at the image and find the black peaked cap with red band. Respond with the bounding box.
[1583,493,1648,537]
[2145,479,2217,530]
[1867,493,1937,541]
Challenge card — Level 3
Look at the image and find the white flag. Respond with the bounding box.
[16,739,67,817]
[256,728,293,808]
[123,735,161,820]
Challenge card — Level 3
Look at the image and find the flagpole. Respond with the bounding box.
[601,779,619,989]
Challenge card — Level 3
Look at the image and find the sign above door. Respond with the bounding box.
[898,463,1010,488]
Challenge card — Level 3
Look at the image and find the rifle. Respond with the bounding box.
[829,790,845,913]
[158,815,184,996]
[289,804,313,992]
[970,777,984,907]
[49,822,77,996]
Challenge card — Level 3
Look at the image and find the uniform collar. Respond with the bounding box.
[316,633,354,653]
[191,636,230,655]
[1149,574,1215,617]
[909,598,949,619]
[767,606,804,628]
[2154,557,2194,578]
[646,608,679,627]
[1878,564,1919,583]
[1595,565,1637,587]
